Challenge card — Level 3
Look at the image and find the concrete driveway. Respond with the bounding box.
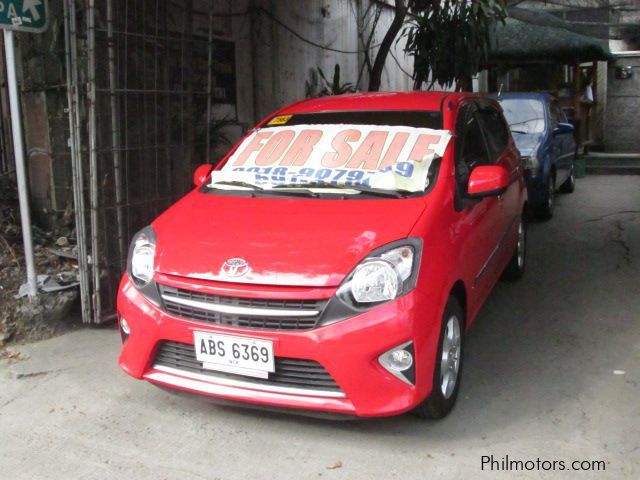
[1,175,639,479]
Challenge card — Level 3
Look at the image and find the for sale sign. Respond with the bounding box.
[210,124,452,193]
[0,0,48,32]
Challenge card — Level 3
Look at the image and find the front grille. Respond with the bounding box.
[159,285,327,330]
[154,341,342,393]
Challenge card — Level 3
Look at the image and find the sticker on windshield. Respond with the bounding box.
[210,124,452,193]
[267,114,293,126]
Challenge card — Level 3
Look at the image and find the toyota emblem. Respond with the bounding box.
[221,258,250,277]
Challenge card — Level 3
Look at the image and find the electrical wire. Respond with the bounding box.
[208,5,416,80]
[389,48,414,79]
[211,6,383,54]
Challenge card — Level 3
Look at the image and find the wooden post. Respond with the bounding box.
[573,62,582,151]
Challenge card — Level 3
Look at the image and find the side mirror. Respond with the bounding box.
[553,122,574,135]
[467,165,509,198]
[193,164,213,187]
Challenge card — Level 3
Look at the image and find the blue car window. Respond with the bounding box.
[550,101,567,126]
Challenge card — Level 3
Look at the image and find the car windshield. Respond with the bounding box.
[499,98,546,134]
[204,111,451,198]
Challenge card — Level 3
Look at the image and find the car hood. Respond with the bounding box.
[153,191,427,287]
[513,132,543,157]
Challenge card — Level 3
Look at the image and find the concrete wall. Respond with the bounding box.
[227,0,417,129]
[605,53,640,153]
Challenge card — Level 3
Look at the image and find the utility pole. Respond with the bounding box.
[0,1,50,302]
[3,29,37,301]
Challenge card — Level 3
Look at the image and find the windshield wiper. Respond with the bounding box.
[508,118,540,129]
[209,180,263,190]
[510,129,528,134]
[273,182,410,198]
[273,182,341,190]
[208,180,327,197]
[345,184,412,198]
[209,181,411,198]
[210,181,320,197]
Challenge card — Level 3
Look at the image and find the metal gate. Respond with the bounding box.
[63,0,231,323]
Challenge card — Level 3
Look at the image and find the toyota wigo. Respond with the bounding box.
[118,92,527,419]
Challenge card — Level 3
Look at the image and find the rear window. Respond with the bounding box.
[268,110,443,129]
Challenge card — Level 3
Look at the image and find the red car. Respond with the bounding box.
[118,92,527,419]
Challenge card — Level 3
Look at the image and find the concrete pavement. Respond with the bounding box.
[1,175,639,479]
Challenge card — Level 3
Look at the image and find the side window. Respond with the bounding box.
[455,105,489,197]
[461,114,489,168]
[454,105,490,210]
[560,108,568,123]
[549,101,561,127]
[551,101,567,124]
[476,108,509,162]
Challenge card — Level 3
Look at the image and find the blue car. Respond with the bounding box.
[492,92,576,219]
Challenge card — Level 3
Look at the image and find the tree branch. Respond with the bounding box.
[368,0,408,91]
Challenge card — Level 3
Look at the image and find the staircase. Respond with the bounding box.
[584,152,640,175]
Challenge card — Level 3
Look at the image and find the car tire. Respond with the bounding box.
[501,216,526,281]
[559,165,576,194]
[412,296,464,420]
[536,175,555,220]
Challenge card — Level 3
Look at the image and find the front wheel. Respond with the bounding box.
[536,175,555,220]
[412,297,464,420]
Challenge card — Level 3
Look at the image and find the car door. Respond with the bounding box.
[475,105,521,282]
[549,99,573,185]
[452,103,507,316]
[555,101,576,180]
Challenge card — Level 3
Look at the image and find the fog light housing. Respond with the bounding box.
[119,316,130,343]
[389,350,413,371]
[378,341,415,385]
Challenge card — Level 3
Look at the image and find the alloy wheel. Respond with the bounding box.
[547,178,555,211]
[440,315,461,399]
[517,221,525,269]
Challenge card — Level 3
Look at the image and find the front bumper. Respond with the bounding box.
[524,170,548,207]
[117,274,441,417]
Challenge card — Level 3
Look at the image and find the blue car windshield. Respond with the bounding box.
[499,99,545,134]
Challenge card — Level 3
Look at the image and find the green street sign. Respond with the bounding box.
[0,0,48,33]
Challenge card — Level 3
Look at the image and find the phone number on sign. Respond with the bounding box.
[230,162,415,187]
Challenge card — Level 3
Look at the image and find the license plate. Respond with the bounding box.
[193,332,274,379]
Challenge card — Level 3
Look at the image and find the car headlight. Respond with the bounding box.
[351,259,401,303]
[338,239,422,307]
[131,234,155,285]
[128,226,157,287]
[521,154,540,171]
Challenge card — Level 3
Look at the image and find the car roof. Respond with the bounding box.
[275,91,475,115]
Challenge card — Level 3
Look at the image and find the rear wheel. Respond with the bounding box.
[560,164,576,193]
[536,174,555,220]
[412,297,464,420]
[502,216,526,281]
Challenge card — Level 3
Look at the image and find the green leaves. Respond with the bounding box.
[404,0,507,90]
[317,64,357,96]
